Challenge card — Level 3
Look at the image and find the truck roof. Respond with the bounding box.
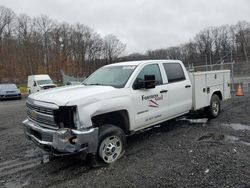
[106,60,183,67]
[28,74,51,79]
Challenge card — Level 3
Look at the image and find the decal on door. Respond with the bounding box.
[149,100,159,108]
[141,94,163,108]
[145,114,162,122]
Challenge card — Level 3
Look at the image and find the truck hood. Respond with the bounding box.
[39,84,56,87]
[39,84,57,90]
[29,85,117,106]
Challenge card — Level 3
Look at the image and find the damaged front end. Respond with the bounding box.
[22,100,98,155]
[53,127,99,154]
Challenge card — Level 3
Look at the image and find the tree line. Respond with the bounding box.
[0,5,250,84]
[0,6,126,83]
[122,21,250,67]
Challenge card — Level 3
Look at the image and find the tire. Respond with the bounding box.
[97,124,126,164]
[206,94,221,118]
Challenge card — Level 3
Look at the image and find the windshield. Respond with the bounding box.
[37,79,53,85]
[83,65,136,88]
[0,84,17,90]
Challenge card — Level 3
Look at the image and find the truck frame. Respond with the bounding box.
[22,60,231,164]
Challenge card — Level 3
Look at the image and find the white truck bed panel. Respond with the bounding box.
[223,71,231,99]
[189,70,231,110]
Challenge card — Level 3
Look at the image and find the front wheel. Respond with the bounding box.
[206,94,221,118]
[98,125,126,164]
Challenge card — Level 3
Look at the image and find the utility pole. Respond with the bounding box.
[205,55,208,71]
[230,49,233,63]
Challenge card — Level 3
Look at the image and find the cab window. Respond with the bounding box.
[163,63,186,83]
[134,64,162,86]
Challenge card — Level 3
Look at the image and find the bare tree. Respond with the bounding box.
[103,34,126,64]
[0,6,128,84]
[70,24,93,77]
[35,15,55,74]
[180,42,199,64]
[0,6,15,79]
[3,5,250,85]
[87,33,103,72]
[211,25,232,63]
[235,21,250,61]
[17,14,35,75]
[194,28,214,65]
[0,6,15,41]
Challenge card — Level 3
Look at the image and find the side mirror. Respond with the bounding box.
[33,81,37,86]
[134,75,156,90]
[144,75,156,89]
[134,78,144,89]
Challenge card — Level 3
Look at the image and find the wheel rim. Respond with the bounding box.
[99,136,122,163]
[212,100,219,115]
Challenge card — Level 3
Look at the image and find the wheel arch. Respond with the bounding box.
[91,110,130,134]
[211,90,222,101]
[206,90,222,118]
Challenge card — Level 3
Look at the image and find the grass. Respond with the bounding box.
[18,83,63,94]
[19,86,28,94]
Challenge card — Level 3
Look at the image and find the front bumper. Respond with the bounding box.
[0,93,21,99]
[22,119,99,155]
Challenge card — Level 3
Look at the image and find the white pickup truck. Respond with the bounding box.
[22,60,231,164]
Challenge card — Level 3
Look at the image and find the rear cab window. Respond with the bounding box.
[163,63,186,83]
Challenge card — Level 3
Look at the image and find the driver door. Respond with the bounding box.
[131,64,168,131]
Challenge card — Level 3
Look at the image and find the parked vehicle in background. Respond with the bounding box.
[28,75,56,94]
[22,60,231,165]
[0,84,21,100]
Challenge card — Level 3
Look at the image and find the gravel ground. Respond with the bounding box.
[0,95,250,188]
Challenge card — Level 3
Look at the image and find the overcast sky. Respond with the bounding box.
[1,0,250,54]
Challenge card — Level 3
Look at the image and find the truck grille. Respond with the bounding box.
[26,102,58,129]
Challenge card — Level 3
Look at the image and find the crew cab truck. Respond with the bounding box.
[22,60,231,164]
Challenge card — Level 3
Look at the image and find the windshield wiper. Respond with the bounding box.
[84,83,106,86]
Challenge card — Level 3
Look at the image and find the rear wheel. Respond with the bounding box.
[98,125,126,164]
[206,94,220,118]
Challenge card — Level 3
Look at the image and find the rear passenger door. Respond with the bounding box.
[163,63,192,117]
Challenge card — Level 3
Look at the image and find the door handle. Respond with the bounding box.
[185,85,191,88]
[160,89,168,93]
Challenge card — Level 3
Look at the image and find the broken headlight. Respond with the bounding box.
[54,106,78,129]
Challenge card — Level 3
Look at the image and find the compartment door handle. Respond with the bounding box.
[160,90,168,93]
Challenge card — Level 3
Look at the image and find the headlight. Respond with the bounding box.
[73,110,81,129]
